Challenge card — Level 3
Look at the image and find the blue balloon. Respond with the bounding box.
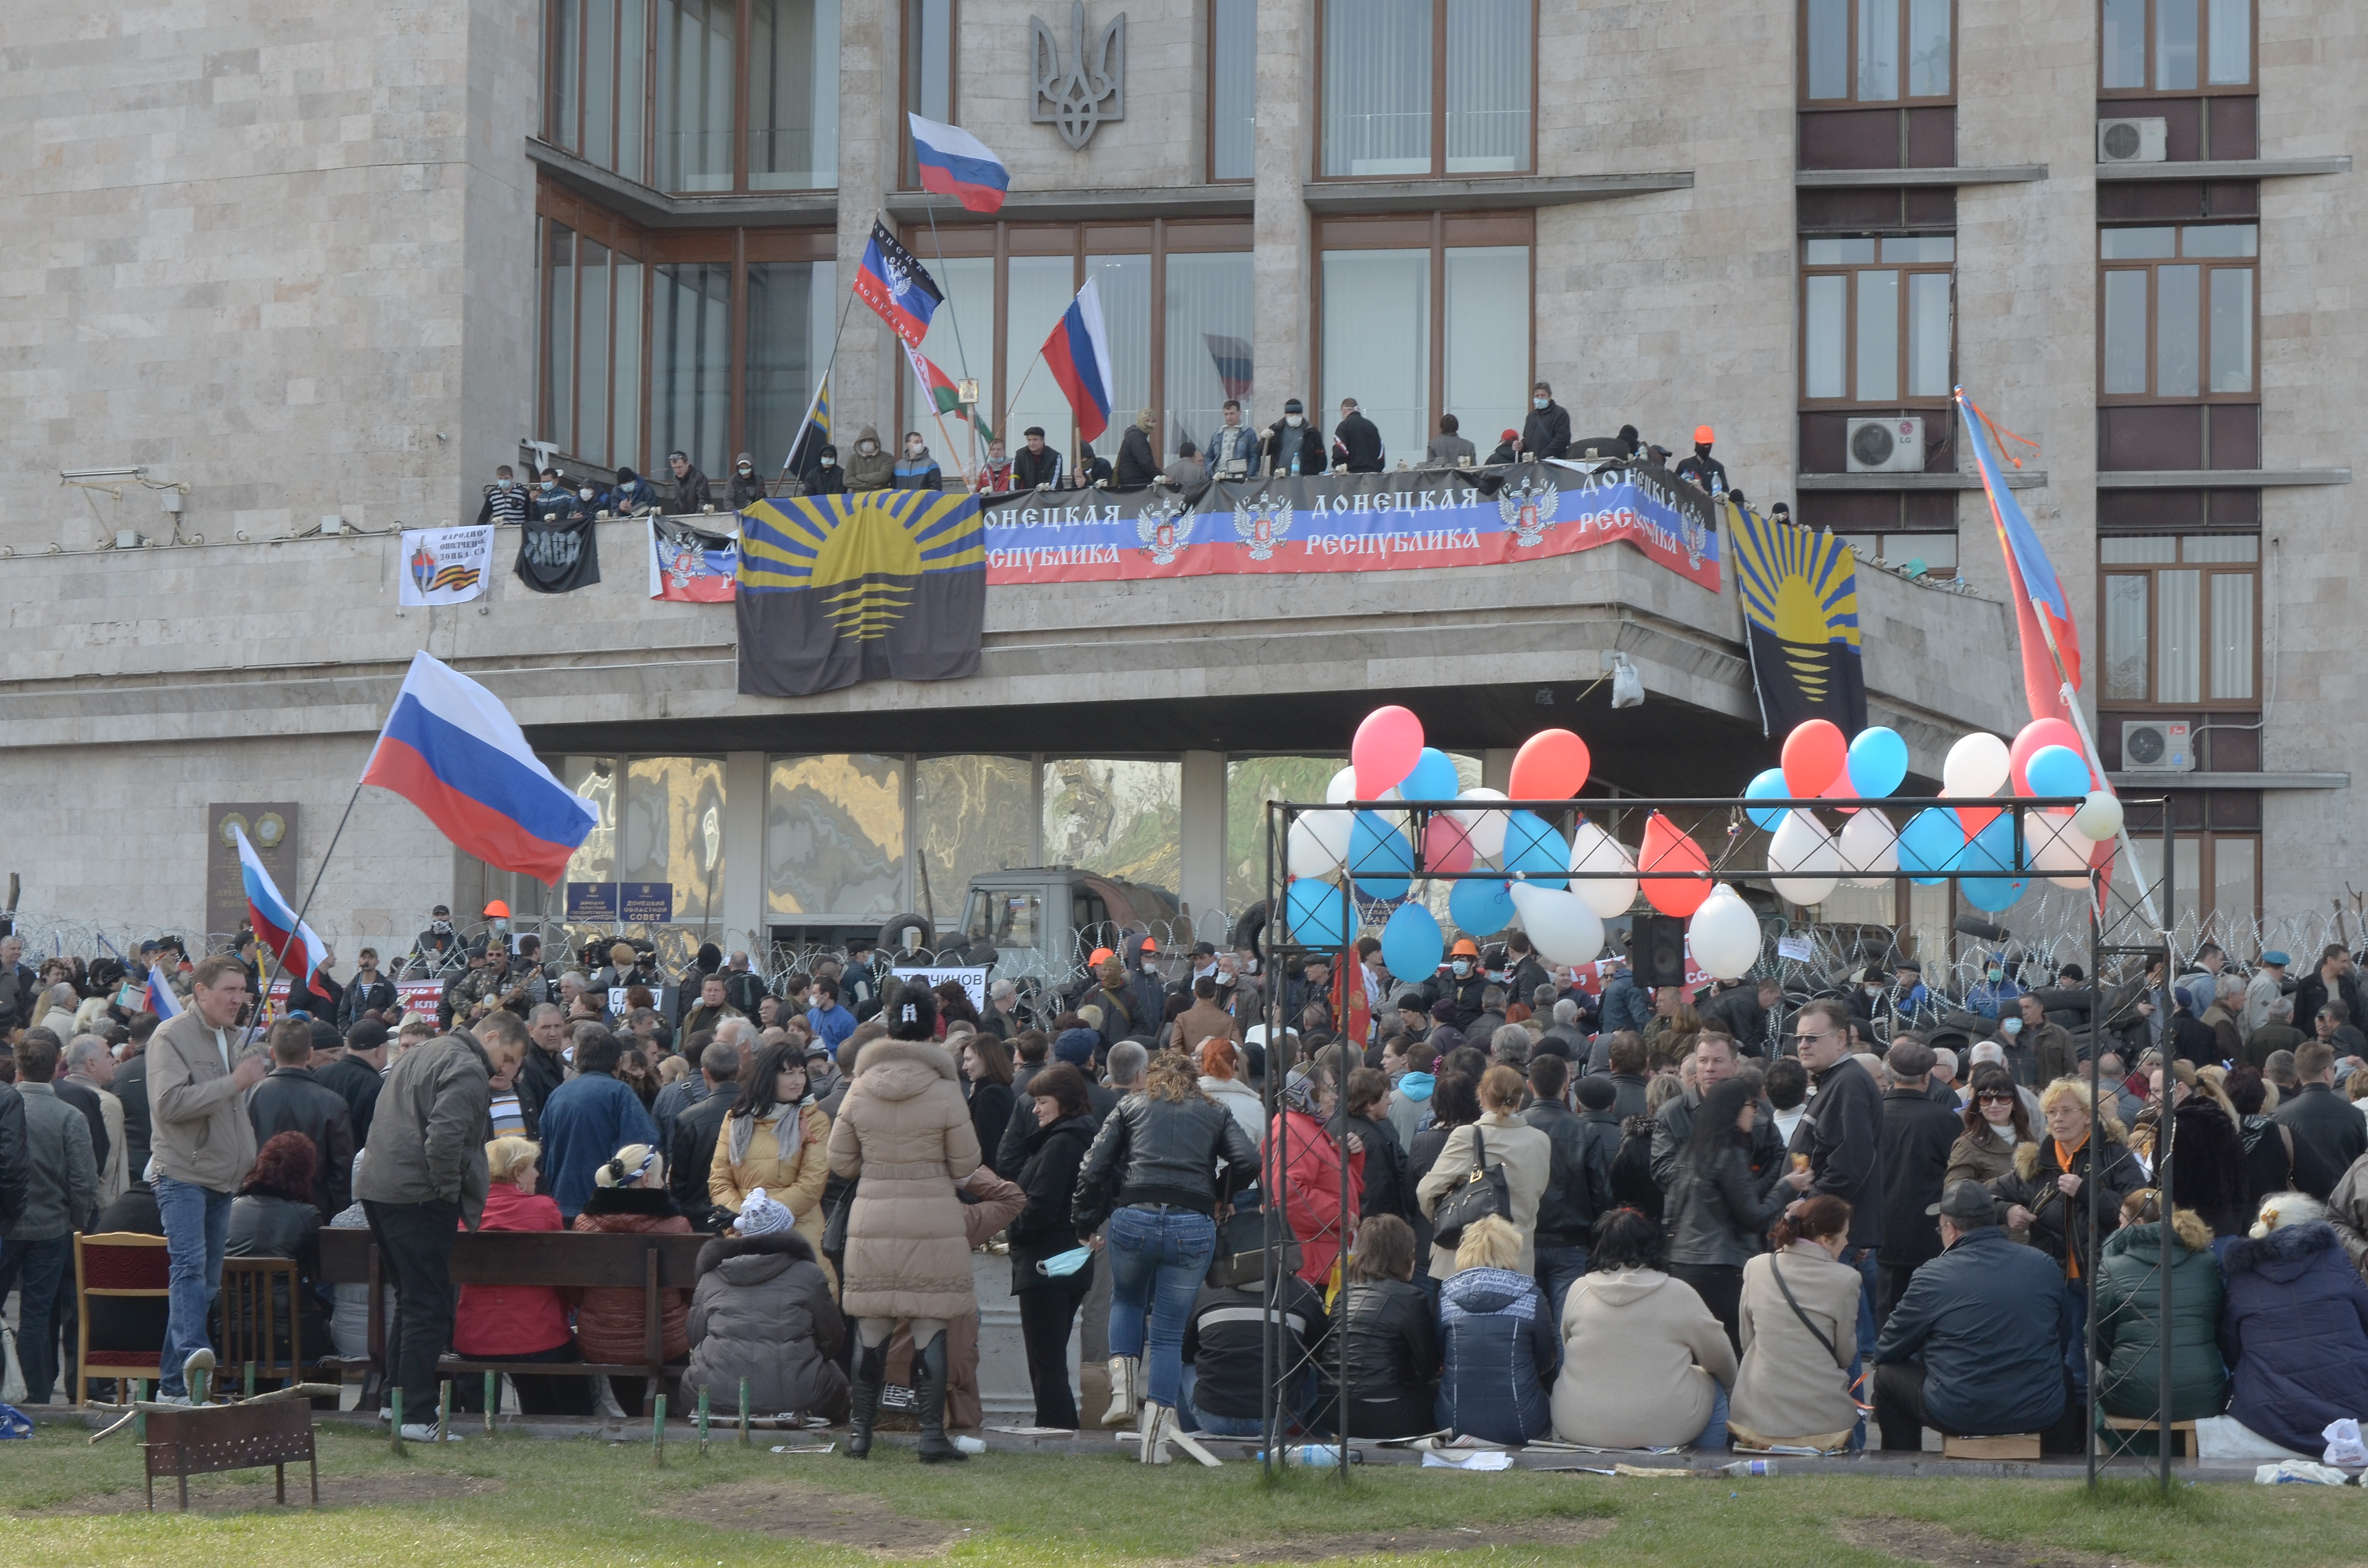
[1846,727,1909,799]
[1500,811,1570,889]
[1449,875,1516,937]
[1380,901,1444,983]
[1401,747,1461,803]
[2025,744,2090,800]
[1348,810,1416,899]
[1954,815,2030,911]
[1285,877,1351,948]
[1744,768,1789,832]
[1898,807,1962,884]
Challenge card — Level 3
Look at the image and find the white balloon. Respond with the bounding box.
[1767,808,1841,906]
[1566,821,1640,919]
[1286,813,1351,878]
[1688,883,1762,980]
[1508,882,1606,966]
[2072,789,2124,843]
[1325,766,1358,804]
[2030,808,2097,889]
[1837,807,1899,887]
[1455,787,1512,860]
[1942,732,2012,799]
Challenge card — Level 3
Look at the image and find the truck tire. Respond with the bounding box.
[877,912,937,959]
[1229,900,1270,957]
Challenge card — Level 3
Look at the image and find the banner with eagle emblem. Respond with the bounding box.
[1730,497,1866,737]
[735,491,985,696]
[648,517,738,602]
[397,523,494,606]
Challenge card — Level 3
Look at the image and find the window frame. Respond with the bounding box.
[1797,236,1957,408]
[1310,210,1536,455]
[2097,0,2257,97]
[2096,223,2259,405]
[1312,0,1542,183]
[1798,0,1959,108]
[1206,0,1256,185]
[2096,532,2261,709]
[899,0,959,191]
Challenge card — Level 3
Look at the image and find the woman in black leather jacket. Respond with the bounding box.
[1072,1049,1260,1459]
[1008,1063,1099,1429]
[1319,1214,1439,1438]
[1662,1078,1794,1354]
[224,1130,331,1360]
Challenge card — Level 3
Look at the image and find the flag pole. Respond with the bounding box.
[240,781,366,1049]
[918,201,985,480]
[781,287,861,481]
[2028,616,2169,939]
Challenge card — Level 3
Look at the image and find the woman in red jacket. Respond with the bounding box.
[452,1137,592,1415]
[1267,1065,1365,1288]
[573,1141,693,1416]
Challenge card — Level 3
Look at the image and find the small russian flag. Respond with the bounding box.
[1042,275,1116,443]
[236,825,333,1000]
[145,965,182,1021]
[908,113,1008,214]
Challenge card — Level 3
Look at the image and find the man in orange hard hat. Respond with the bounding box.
[1437,936,1490,1030]
[1675,424,1728,497]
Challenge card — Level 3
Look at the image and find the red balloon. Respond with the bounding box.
[1957,804,2005,839]
[1781,720,1847,797]
[1819,767,1860,816]
[1422,813,1477,874]
[1352,706,1424,798]
[2008,718,2084,795]
[1639,812,1714,917]
[1508,729,1591,801]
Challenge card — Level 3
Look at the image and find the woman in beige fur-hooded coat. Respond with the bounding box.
[826,1011,984,1324]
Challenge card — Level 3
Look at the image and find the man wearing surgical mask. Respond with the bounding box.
[728,452,767,510]
[475,464,529,526]
[1263,397,1325,478]
[1437,938,1489,1030]
[1518,380,1571,461]
[1967,953,2022,1022]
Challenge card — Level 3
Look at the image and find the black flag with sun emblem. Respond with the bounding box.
[735,491,986,696]
[1731,498,1866,737]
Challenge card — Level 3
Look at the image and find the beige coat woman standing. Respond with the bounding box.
[1415,1066,1551,1280]
[825,1038,983,1323]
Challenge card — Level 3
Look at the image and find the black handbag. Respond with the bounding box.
[821,1178,857,1255]
[1429,1126,1512,1253]
[1207,1204,1301,1288]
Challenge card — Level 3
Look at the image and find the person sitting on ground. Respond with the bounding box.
[1318,1214,1440,1440]
[2092,1189,2226,1444]
[1871,1181,2070,1450]
[1437,1214,1558,1446]
[223,1129,331,1363]
[2216,1190,2368,1456]
[451,1136,591,1414]
[1729,1195,1862,1453]
[572,1143,693,1417]
[681,1186,850,1422]
[1179,1218,1329,1439]
[1551,1205,1737,1450]
[1987,1075,2144,1403]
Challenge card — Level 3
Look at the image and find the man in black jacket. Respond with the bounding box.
[1115,409,1159,488]
[513,1004,571,1138]
[1673,425,1729,494]
[2273,1041,2368,1199]
[316,1019,388,1149]
[1263,398,1326,477]
[1523,1055,1613,1318]
[0,1072,27,1225]
[337,948,396,1029]
[728,453,767,509]
[112,1012,159,1187]
[1332,399,1384,472]
[1790,999,1884,1356]
[247,1019,356,1219]
[1876,1039,1960,1328]
[666,450,713,513]
[2293,945,2367,1047]
[1518,382,1571,460]
[1012,427,1064,489]
[1182,1265,1327,1438]
[669,1037,741,1231]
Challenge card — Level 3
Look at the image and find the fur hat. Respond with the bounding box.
[887,981,938,1041]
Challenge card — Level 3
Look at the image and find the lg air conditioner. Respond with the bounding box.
[2097,118,2168,164]
[2119,718,2194,772]
[1845,417,1925,474]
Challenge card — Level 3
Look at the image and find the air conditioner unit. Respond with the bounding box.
[1845,416,1925,474]
[2097,117,2168,164]
[2120,718,2194,772]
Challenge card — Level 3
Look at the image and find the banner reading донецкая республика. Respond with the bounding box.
[974,459,1721,591]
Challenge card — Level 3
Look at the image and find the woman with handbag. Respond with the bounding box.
[1729,1195,1862,1452]
[1268,1067,1365,1287]
[1415,1066,1549,1281]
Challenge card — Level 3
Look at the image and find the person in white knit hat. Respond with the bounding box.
[680,1185,849,1422]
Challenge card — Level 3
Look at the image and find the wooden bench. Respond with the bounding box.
[2099,1415,2199,1466]
[1942,1433,2041,1460]
[318,1228,708,1400]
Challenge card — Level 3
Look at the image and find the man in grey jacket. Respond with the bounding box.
[355,1025,519,1440]
[0,1031,99,1404]
[148,955,269,1400]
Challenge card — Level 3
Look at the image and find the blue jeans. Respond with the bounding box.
[1534,1246,1588,1328]
[1105,1205,1216,1409]
[1845,1247,1879,1451]
[154,1175,234,1397]
[2062,1279,2090,1400]
[1179,1361,1307,1437]
[1693,1382,1731,1449]
[0,1236,70,1403]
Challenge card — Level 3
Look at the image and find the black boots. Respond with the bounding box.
[914,1332,966,1464]
[845,1341,886,1459]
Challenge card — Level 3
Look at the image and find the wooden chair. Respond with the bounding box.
[2098,1414,2199,1466]
[217,1257,304,1391]
[74,1231,170,1406]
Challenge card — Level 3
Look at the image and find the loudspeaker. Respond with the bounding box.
[1628,914,1689,988]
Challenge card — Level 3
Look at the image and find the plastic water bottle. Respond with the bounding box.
[1718,1458,1776,1476]
[1289,449,1301,478]
[1257,1445,1359,1467]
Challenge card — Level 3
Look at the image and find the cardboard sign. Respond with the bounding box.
[395,979,447,1017]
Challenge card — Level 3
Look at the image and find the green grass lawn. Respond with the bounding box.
[4,1424,2363,1567]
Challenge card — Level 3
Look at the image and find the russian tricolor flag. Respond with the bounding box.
[145,965,182,1021]
[361,651,600,885]
[1959,388,2081,725]
[1042,276,1116,443]
[236,825,332,999]
[908,113,1008,214]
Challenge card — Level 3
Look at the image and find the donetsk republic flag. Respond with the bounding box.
[736,491,986,697]
[1731,498,1867,737]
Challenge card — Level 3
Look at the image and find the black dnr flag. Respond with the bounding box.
[735,492,985,697]
[1731,498,1866,737]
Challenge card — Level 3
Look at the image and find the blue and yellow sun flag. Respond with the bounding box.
[736,491,986,696]
[1730,497,1865,737]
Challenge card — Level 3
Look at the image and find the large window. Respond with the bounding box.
[1802,0,1954,103]
[549,0,836,192]
[2099,225,2256,402]
[1318,214,1532,464]
[1209,0,1256,182]
[2101,0,2252,92]
[543,755,724,922]
[1320,0,1532,179]
[2100,533,2258,706]
[1801,236,1954,404]
[766,755,908,922]
[901,0,955,187]
[1044,760,1182,892]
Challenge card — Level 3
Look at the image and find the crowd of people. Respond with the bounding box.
[5,921,2368,1466]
